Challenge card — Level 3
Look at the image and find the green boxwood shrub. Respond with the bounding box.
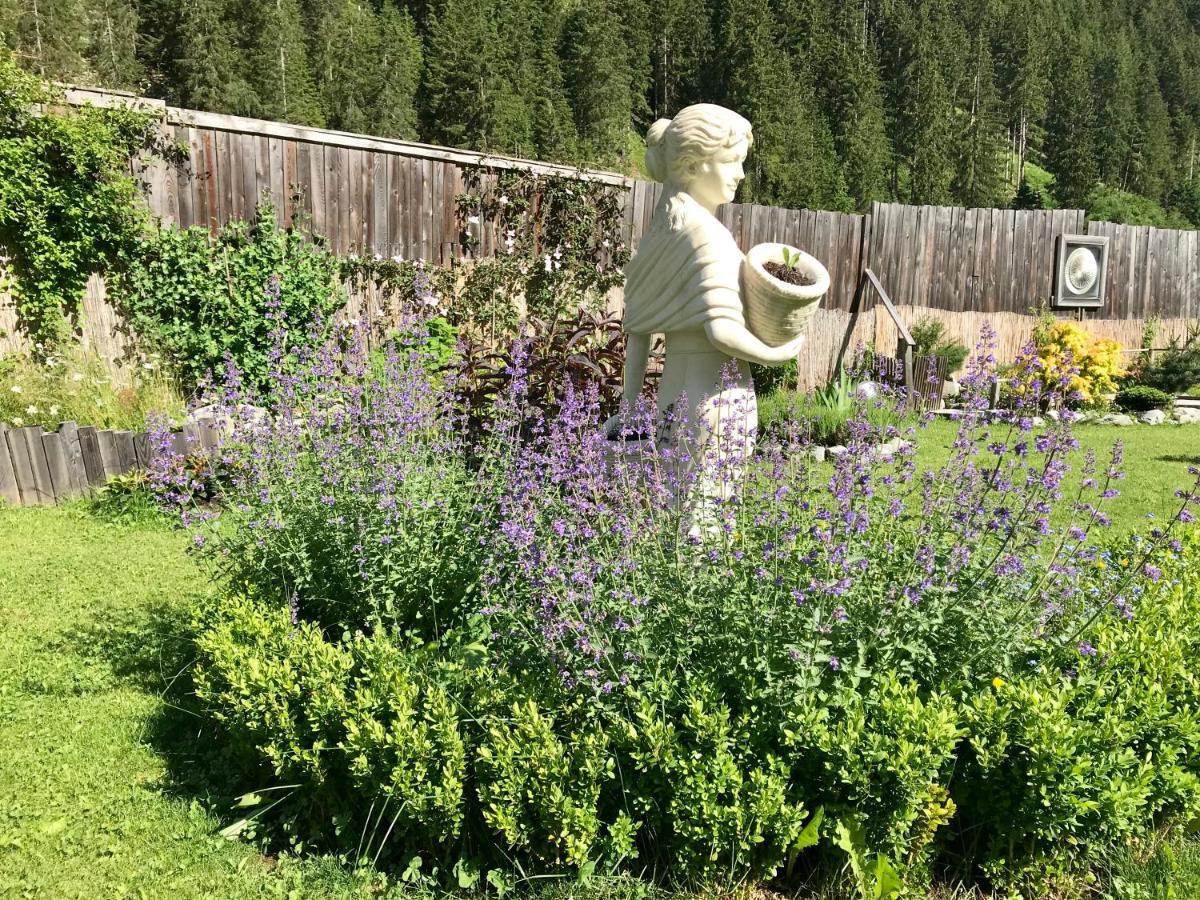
[1115,384,1174,412]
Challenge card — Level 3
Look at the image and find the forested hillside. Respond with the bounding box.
[7,0,1200,225]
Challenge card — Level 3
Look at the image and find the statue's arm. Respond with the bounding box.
[603,332,652,437]
[620,331,652,410]
[705,316,806,366]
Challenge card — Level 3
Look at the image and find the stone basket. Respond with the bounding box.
[741,243,830,347]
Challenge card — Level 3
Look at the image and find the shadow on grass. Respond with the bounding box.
[1157,453,1200,465]
[63,594,273,825]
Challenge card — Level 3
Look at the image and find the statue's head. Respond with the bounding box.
[644,104,753,209]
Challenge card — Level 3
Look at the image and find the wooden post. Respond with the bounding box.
[9,426,55,505]
[58,421,91,495]
[115,430,137,473]
[0,423,20,506]
[865,268,916,392]
[133,432,151,467]
[77,426,107,487]
[41,431,75,500]
[97,429,122,480]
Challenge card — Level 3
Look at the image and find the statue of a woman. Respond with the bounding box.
[608,105,804,513]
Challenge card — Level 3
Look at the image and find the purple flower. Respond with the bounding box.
[1078,641,1097,657]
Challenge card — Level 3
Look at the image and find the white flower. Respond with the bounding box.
[48,405,59,416]
[544,255,553,273]
[373,253,382,261]
[9,385,21,394]
[11,416,22,427]
[467,215,480,226]
[25,405,37,415]
[142,362,155,370]
[71,372,84,382]
[391,254,403,263]
[498,195,509,206]
[44,357,57,367]
[553,247,562,260]
[348,317,360,326]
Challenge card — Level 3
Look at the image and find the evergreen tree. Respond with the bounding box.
[137,0,256,113]
[563,0,633,166]
[508,0,575,160]
[952,19,1007,206]
[821,0,891,209]
[422,0,533,154]
[993,0,1049,187]
[721,0,847,210]
[85,0,143,89]
[1044,49,1099,208]
[881,0,959,204]
[3,0,89,80]
[242,0,322,126]
[1128,61,1176,202]
[373,2,422,140]
[313,0,386,134]
[645,0,713,119]
[1093,30,1137,190]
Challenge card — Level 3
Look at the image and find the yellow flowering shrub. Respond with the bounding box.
[1030,319,1125,406]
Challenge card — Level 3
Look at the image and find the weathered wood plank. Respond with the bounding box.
[133,431,150,468]
[41,431,74,500]
[12,426,55,505]
[6,425,37,506]
[348,148,364,254]
[389,153,406,258]
[76,426,106,487]
[283,138,298,227]
[0,423,19,506]
[97,429,123,479]
[56,421,89,495]
[309,142,327,237]
[174,124,195,229]
[116,430,138,473]
[200,129,219,232]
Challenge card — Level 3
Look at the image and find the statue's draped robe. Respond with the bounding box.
[621,192,744,335]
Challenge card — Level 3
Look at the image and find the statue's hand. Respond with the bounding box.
[762,333,807,365]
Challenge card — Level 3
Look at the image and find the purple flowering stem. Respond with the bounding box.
[1059,468,1200,648]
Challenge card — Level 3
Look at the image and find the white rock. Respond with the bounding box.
[1139,409,1167,425]
[856,381,879,400]
[941,377,961,400]
[1098,413,1135,426]
[1174,407,1200,424]
[827,445,848,457]
[1031,416,1044,427]
[808,446,826,463]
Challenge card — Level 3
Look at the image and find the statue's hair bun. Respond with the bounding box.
[644,118,673,182]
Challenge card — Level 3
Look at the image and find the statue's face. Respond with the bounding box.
[686,138,748,209]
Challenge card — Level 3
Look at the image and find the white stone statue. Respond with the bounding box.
[606,104,807,524]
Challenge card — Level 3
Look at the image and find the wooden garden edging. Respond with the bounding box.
[0,420,215,508]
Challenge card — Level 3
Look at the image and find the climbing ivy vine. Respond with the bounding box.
[0,58,168,349]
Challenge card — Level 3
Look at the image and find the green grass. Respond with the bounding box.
[909,417,1200,533]
[0,504,405,898]
[3,422,1200,898]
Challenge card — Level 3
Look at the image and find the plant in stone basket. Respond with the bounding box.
[742,242,830,348]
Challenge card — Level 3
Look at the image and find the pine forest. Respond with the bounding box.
[7,0,1200,226]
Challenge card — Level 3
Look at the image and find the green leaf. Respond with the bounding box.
[873,854,904,899]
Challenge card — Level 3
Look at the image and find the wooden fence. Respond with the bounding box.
[0,416,221,507]
[5,87,1200,391]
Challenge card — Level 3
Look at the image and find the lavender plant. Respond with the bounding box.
[157,304,1200,893]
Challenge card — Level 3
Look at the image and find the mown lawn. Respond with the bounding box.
[910,418,1200,533]
[2,418,1199,898]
